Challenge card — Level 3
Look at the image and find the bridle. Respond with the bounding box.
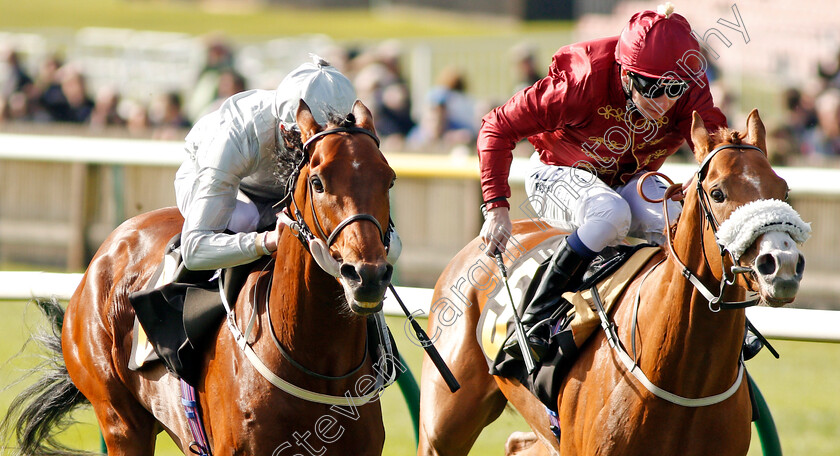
[276,126,392,275]
[594,143,767,408]
[639,144,765,312]
[218,125,398,406]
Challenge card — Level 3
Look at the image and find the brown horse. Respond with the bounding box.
[418,110,808,456]
[4,101,397,455]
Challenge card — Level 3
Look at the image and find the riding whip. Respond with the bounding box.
[480,204,536,374]
[388,284,460,393]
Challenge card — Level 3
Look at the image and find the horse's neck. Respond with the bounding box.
[267,231,368,376]
[641,193,745,391]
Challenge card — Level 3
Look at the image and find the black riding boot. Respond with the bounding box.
[503,239,590,362]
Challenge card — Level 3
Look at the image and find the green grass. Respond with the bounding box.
[2,300,838,455]
[0,0,571,40]
[0,302,527,455]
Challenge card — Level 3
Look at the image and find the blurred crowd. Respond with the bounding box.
[769,48,840,166]
[6,34,837,165]
[0,38,545,155]
[0,49,190,140]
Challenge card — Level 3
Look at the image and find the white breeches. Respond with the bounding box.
[524,153,681,252]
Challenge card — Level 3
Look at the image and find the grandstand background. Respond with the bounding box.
[2,0,840,305]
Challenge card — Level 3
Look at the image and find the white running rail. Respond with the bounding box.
[1,271,838,343]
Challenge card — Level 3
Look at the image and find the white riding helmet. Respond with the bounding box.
[275,54,357,130]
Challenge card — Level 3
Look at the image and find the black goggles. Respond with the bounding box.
[628,72,688,99]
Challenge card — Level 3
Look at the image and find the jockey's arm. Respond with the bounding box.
[477,76,567,253]
[180,168,266,270]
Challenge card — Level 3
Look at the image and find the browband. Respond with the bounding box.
[302,126,380,153]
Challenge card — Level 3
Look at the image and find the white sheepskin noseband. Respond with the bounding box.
[715,199,811,260]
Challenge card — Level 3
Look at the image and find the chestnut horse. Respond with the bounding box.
[418,110,808,456]
[5,101,397,455]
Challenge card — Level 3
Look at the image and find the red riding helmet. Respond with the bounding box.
[615,4,702,80]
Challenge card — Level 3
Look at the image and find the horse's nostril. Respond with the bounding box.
[340,263,361,283]
[796,255,805,276]
[756,254,776,276]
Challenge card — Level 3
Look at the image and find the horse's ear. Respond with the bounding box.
[746,108,767,155]
[690,111,712,163]
[296,99,322,143]
[352,100,377,138]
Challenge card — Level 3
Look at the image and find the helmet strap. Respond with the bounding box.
[618,65,637,111]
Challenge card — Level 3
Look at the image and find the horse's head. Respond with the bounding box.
[689,109,810,306]
[289,99,396,315]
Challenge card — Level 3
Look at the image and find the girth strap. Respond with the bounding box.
[181,379,212,455]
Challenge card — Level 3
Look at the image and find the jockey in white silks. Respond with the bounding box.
[174,56,356,271]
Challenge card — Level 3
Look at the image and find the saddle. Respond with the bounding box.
[127,234,256,385]
[476,237,661,412]
[127,234,402,387]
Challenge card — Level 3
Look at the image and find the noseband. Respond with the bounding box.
[277,126,392,276]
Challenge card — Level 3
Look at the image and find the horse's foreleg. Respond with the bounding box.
[417,355,506,456]
[417,305,506,456]
[505,431,554,456]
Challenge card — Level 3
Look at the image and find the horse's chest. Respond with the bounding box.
[220,397,385,454]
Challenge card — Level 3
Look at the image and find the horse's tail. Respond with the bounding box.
[0,298,91,456]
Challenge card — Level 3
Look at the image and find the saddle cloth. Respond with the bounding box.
[127,235,252,384]
[128,246,180,371]
[476,236,660,410]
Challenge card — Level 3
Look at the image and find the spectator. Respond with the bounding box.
[39,64,94,123]
[0,47,33,98]
[89,86,125,130]
[28,54,62,122]
[802,88,840,159]
[510,43,543,93]
[817,48,840,90]
[123,99,151,137]
[353,47,413,149]
[408,66,479,153]
[185,35,235,122]
[150,92,190,140]
[769,87,819,165]
[198,68,247,118]
[377,82,414,148]
[0,47,34,122]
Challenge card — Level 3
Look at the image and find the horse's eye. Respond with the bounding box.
[389,177,396,189]
[710,188,725,203]
[784,189,790,202]
[310,176,325,193]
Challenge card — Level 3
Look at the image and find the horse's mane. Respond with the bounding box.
[274,111,357,188]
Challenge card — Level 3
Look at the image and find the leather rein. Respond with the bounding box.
[590,144,767,408]
[638,144,764,312]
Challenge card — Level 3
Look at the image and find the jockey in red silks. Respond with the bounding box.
[478,4,727,360]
